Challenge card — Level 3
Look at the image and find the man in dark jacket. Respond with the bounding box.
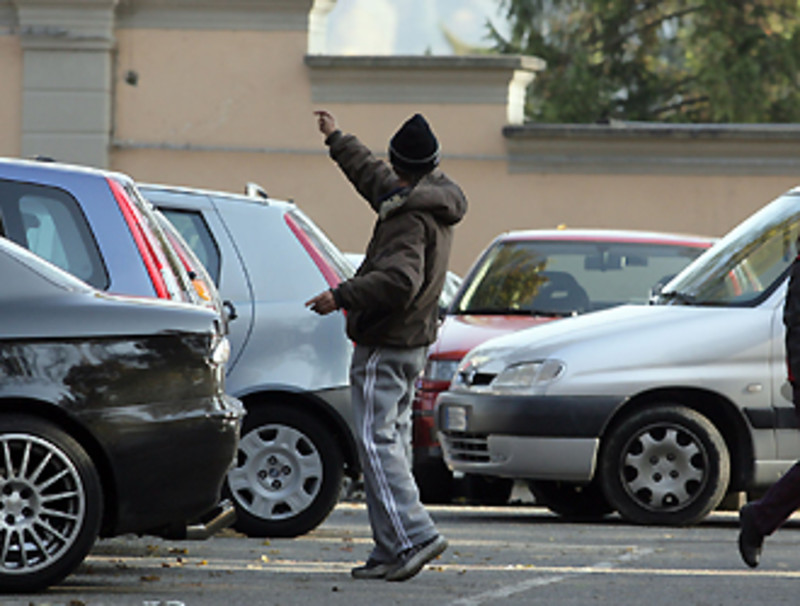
[306,110,467,582]
[739,249,800,567]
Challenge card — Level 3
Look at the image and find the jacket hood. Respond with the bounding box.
[404,170,468,226]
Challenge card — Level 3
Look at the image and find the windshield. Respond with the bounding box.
[657,191,800,307]
[454,237,707,316]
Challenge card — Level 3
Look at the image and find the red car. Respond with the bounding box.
[413,229,714,504]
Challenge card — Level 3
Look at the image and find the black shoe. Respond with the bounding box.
[738,503,764,568]
[385,535,447,582]
[351,558,395,580]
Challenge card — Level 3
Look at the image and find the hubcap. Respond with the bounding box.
[0,434,85,574]
[619,423,708,512]
[227,424,323,521]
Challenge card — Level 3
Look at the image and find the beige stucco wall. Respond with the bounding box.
[112,145,800,277]
[110,28,527,273]
[114,29,315,149]
[0,35,21,157]
[447,168,799,271]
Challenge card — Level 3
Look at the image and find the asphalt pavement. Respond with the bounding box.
[8,498,800,606]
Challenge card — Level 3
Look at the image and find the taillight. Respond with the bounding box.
[109,178,175,300]
[284,213,340,289]
[163,228,213,303]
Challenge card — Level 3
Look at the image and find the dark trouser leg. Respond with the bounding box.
[752,462,800,535]
[750,382,800,535]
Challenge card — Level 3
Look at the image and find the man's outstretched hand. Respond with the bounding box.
[314,110,337,137]
[305,290,338,315]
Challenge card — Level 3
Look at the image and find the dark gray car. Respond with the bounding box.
[0,235,242,591]
[140,183,358,538]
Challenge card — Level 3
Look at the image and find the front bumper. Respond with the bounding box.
[436,391,625,482]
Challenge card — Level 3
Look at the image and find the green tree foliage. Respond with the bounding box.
[488,0,800,123]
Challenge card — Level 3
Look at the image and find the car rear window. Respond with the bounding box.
[0,235,94,294]
[159,208,222,285]
[456,239,707,314]
[285,208,355,286]
[0,178,108,289]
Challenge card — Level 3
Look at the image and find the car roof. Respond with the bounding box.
[0,156,131,183]
[495,228,714,247]
[139,182,297,211]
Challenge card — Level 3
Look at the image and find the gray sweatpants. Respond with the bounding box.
[350,344,439,563]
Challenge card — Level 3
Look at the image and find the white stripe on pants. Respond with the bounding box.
[350,344,438,562]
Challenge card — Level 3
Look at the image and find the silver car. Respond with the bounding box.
[140,183,358,538]
[437,187,800,526]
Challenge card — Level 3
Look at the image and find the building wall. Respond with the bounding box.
[2,0,799,276]
[0,33,21,158]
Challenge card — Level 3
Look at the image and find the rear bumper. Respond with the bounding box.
[95,394,243,536]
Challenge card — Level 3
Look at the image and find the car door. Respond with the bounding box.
[142,188,255,373]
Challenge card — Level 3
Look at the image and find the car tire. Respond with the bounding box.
[528,480,614,520]
[599,405,730,526]
[462,474,514,506]
[0,415,103,593]
[225,403,344,537]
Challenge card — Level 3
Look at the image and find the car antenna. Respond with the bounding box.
[245,182,269,200]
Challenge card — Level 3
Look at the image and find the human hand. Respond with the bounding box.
[313,110,337,137]
[305,290,338,315]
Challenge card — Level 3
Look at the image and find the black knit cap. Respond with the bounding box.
[388,113,440,175]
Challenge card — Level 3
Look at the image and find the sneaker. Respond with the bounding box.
[351,558,395,580]
[738,503,764,568]
[385,535,448,582]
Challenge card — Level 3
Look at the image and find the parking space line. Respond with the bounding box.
[448,547,653,606]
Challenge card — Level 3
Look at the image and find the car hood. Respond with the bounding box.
[461,303,779,395]
[431,314,556,360]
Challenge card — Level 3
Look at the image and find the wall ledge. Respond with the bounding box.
[504,121,800,175]
[305,54,544,124]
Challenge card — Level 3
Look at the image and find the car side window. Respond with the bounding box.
[160,208,221,285]
[0,178,107,289]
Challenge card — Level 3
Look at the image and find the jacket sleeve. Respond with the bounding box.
[334,213,426,311]
[326,130,398,212]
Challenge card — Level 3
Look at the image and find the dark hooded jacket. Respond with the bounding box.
[326,130,468,348]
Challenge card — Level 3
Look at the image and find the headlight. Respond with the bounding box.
[491,359,565,393]
[423,359,460,382]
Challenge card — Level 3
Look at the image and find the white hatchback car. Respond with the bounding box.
[437,187,800,526]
